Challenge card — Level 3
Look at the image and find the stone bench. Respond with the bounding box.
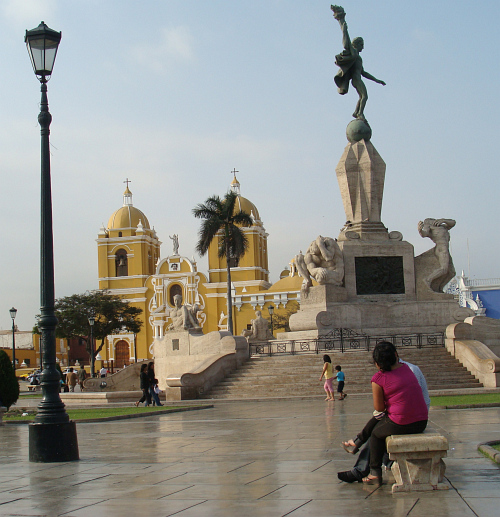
[0,406,6,426]
[28,385,42,392]
[386,433,449,493]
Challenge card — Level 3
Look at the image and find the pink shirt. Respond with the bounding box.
[371,364,428,425]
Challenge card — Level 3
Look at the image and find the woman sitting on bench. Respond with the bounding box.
[341,341,428,484]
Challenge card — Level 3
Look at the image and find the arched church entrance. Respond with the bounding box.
[115,340,130,368]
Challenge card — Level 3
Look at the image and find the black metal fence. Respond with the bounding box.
[248,328,444,357]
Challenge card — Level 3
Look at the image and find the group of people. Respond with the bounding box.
[319,355,346,401]
[65,364,88,392]
[135,362,163,407]
[332,341,429,485]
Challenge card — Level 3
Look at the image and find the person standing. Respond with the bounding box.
[67,367,77,392]
[77,364,86,391]
[135,364,151,407]
[100,366,107,378]
[319,355,335,401]
[335,365,347,400]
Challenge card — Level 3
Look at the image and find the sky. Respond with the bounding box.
[1,0,499,331]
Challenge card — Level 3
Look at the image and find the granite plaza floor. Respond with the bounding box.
[1,396,499,517]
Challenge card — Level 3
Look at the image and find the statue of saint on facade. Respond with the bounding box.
[417,218,456,292]
[169,234,179,255]
[331,5,385,121]
[295,235,344,295]
[168,294,201,331]
[241,310,275,342]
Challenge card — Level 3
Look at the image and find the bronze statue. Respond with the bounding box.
[331,5,385,121]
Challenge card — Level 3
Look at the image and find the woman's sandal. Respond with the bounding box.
[341,441,359,454]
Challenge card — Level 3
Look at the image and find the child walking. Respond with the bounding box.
[319,355,335,401]
[335,365,347,400]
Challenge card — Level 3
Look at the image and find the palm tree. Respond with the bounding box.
[193,191,253,334]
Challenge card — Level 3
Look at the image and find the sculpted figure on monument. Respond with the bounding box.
[241,310,275,342]
[417,218,456,292]
[169,234,179,255]
[331,5,386,120]
[295,235,344,295]
[168,294,201,331]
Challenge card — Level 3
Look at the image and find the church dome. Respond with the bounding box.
[230,176,260,222]
[107,186,150,230]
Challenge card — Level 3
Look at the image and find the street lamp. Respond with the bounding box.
[88,312,95,378]
[9,307,17,371]
[25,22,79,463]
[268,304,275,335]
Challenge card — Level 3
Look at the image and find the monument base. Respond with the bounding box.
[29,421,79,462]
[287,285,474,338]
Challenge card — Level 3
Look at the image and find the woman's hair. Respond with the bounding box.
[373,341,397,372]
[323,354,331,363]
[148,362,154,369]
[140,364,148,372]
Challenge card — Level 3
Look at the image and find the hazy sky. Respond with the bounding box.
[1,0,499,331]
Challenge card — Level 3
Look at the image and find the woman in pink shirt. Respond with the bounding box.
[341,341,428,484]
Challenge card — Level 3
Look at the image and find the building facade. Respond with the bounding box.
[97,178,302,367]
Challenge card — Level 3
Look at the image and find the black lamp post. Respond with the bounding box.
[88,312,95,378]
[9,307,17,370]
[268,304,274,335]
[25,21,79,463]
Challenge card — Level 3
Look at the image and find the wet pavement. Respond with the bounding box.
[1,396,499,516]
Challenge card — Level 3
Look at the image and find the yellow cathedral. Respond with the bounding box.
[96,177,302,367]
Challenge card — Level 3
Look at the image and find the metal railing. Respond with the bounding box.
[248,329,444,357]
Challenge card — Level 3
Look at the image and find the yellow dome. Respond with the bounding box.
[108,205,150,230]
[234,195,260,222]
[107,186,150,230]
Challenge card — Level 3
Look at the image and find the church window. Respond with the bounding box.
[115,249,128,276]
[118,231,122,237]
[169,284,183,306]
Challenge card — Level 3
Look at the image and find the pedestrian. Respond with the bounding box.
[335,365,347,400]
[100,366,107,378]
[319,354,335,401]
[67,367,77,392]
[147,362,163,406]
[135,363,151,407]
[77,364,86,391]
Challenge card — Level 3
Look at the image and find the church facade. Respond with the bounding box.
[96,177,302,367]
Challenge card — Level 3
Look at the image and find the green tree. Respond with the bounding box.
[38,290,143,373]
[193,191,253,334]
[272,301,299,333]
[0,349,20,409]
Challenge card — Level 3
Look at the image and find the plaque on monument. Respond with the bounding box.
[355,256,405,295]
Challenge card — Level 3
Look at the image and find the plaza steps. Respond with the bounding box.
[200,347,483,399]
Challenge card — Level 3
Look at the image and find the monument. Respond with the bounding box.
[284,6,474,338]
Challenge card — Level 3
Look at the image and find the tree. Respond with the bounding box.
[0,350,20,409]
[39,290,143,372]
[272,301,299,333]
[193,191,253,334]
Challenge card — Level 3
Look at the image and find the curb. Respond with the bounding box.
[478,441,500,464]
[431,403,500,410]
[4,404,214,425]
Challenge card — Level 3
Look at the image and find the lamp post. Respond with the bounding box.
[268,304,274,335]
[25,21,79,463]
[88,312,95,378]
[9,307,17,370]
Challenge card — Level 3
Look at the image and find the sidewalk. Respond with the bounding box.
[1,397,499,516]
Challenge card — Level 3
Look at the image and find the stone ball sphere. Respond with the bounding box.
[346,119,372,143]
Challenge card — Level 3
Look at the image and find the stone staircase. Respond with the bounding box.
[200,347,482,399]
